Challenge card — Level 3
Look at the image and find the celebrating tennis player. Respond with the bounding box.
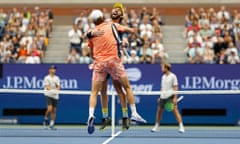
[43,65,60,130]
[87,9,147,134]
[98,3,146,130]
[86,4,146,132]
[151,63,185,133]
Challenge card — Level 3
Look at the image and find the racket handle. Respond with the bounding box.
[177,96,184,102]
[123,47,130,58]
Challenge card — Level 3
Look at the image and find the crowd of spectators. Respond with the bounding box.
[184,6,240,64]
[0,6,53,64]
[66,7,168,64]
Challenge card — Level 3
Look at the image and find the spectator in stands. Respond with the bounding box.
[79,46,91,64]
[227,49,239,64]
[66,48,80,64]
[3,50,15,63]
[0,8,7,30]
[25,50,41,64]
[21,12,30,33]
[202,43,215,64]
[139,15,153,38]
[26,24,37,37]
[213,37,225,55]
[209,15,220,32]
[152,19,163,41]
[37,24,47,38]
[38,11,47,27]
[217,6,230,21]
[151,39,168,63]
[20,32,33,53]
[31,43,43,61]
[12,36,20,50]
[33,6,40,17]
[233,22,240,46]
[207,8,217,20]
[216,48,228,64]
[68,24,82,53]
[17,43,28,63]
[198,13,210,29]
[139,43,152,64]
[0,43,5,62]
[236,34,240,51]
[127,50,140,64]
[34,34,45,51]
[199,24,213,38]
[187,42,204,64]
[45,8,54,32]
[226,42,238,56]
[0,6,52,64]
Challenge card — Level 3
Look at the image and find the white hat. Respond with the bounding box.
[89,9,103,21]
[130,50,137,55]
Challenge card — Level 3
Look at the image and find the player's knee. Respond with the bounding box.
[52,108,57,113]
[47,106,52,112]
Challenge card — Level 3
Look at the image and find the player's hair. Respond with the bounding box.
[162,63,171,71]
[93,16,104,25]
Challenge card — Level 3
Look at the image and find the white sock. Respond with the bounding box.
[50,120,54,126]
[130,104,137,116]
[154,123,159,127]
[179,122,184,128]
[89,107,95,118]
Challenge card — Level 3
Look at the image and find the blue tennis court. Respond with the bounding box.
[1,125,240,144]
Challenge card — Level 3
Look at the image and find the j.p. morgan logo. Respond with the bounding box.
[181,76,240,90]
[2,76,78,89]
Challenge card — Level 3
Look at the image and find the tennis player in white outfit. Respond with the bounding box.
[151,63,185,133]
[43,65,60,130]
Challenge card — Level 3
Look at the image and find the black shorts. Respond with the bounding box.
[158,95,174,109]
[46,96,58,107]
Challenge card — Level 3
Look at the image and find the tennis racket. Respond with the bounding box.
[111,23,130,58]
[177,95,184,102]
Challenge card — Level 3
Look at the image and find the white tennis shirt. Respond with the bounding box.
[44,75,60,100]
[161,72,178,99]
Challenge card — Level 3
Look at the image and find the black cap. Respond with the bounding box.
[49,65,57,69]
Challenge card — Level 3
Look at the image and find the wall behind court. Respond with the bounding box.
[0,64,240,125]
[0,0,240,5]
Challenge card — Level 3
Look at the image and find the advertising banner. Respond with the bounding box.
[0,64,239,125]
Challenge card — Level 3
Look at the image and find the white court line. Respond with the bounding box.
[102,131,122,144]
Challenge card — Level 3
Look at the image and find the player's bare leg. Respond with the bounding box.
[113,80,130,130]
[173,105,185,133]
[118,76,147,123]
[88,80,103,134]
[99,79,111,130]
[151,107,164,132]
[43,105,52,128]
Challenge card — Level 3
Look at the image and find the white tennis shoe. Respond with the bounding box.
[130,113,147,124]
[178,126,185,133]
[151,125,159,132]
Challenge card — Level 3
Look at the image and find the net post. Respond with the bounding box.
[111,91,116,137]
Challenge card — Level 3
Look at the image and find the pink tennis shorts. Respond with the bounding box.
[92,58,127,81]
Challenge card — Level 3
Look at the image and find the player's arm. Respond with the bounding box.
[55,77,61,90]
[88,40,94,59]
[115,23,134,33]
[85,29,104,39]
[158,88,162,103]
[45,84,51,90]
[173,85,178,105]
[44,78,51,90]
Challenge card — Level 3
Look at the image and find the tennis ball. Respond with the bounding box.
[164,101,174,112]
